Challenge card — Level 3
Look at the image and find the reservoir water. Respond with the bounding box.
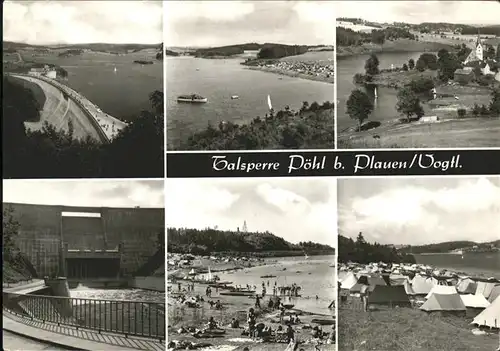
[413,251,500,280]
[166,56,334,148]
[70,285,165,302]
[336,52,425,131]
[26,52,163,122]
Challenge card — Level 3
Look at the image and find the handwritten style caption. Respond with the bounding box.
[211,153,462,175]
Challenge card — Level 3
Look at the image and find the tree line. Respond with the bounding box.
[175,101,334,150]
[167,227,334,256]
[336,26,416,47]
[3,76,164,178]
[338,233,416,264]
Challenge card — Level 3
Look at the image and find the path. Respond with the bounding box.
[3,279,48,295]
[3,330,69,350]
[3,312,164,351]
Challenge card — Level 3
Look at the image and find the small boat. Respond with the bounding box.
[220,291,255,296]
[311,318,335,326]
[231,95,239,99]
[260,275,277,278]
[177,94,208,103]
[282,304,295,309]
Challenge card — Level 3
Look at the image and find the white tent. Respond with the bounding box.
[411,275,434,295]
[475,281,496,299]
[472,296,500,329]
[460,294,491,309]
[340,272,358,290]
[425,285,458,299]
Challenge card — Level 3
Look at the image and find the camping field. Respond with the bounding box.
[338,297,499,351]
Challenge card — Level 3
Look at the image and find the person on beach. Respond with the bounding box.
[273,286,277,296]
[178,282,181,291]
[247,309,256,338]
[280,306,285,323]
[268,299,274,309]
[230,318,239,328]
[208,316,217,329]
[255,295,261,309]
[215,300,222,309]
[286,324,295,343]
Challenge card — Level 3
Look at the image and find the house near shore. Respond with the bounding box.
[28,67,45,76]
[453,67,474,84]
[45,70,57,79]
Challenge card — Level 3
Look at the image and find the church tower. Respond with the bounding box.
[476,32,483,62]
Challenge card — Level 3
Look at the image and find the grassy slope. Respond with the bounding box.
[338,117,500,148]
[339,298,498,351]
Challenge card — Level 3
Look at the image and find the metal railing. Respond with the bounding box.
[3,292,165,341]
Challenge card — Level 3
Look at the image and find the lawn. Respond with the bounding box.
[339,297,499,351]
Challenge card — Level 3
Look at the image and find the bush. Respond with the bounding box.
[402,63,409,71]
[472,103,481,116]
[457,108,467,118]
[480,105,489,116]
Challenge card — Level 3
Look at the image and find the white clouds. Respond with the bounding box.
[339,178,500,245]
[166,1,255,23]
[3,1,162,44]
[166,178,336,246]
[335,1,500,25]
[2,180,164,208]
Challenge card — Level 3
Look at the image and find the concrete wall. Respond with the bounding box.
[3,203,164,277]
[129,276,165,292]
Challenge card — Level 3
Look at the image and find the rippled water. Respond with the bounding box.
[25,52,163,121]
[166,55,334,148]
[337,51,427,131]
[70,285,165,302]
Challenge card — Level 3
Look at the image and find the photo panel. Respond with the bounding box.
[335,1,500,149]
[2,179,166,344]
[337,176,500,350]
[165,1,335,151]
[3,0,164,178]
[166,177,337,350]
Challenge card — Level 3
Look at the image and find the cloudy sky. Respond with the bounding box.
[3,180,164,208]
[338,177,500,245]
[165,1,335,47]
[166,178,336,247]
[3,1,162,45]
[336,1,500,25]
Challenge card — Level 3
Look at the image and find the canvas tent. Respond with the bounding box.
[411,275,434,295]
[456,278,477,294]
[367,285,411,307]
[340,272,358,290]
[357,275,387,287]
[460,294,491,309]
[475,281,497,299]
[420,293,466,312]
[488,285,500,303]
[425,285,458,300]
[404,280,416,295]
[472,296,500,329]
[389,273,407,286]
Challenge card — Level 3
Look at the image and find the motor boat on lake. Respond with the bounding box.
[177,94,208,103]
[231,95,239,99]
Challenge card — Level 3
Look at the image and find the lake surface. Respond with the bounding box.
[26,52,163,121]
[70,285,165,302]
[336,52,425,131]
[217,255,335,316]
[413,252,500,280]
[166,56,334,148]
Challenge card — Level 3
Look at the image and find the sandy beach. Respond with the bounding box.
[245,66,334,84]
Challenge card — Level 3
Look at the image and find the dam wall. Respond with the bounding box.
[3,203,164,277]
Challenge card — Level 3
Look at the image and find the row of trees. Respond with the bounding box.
[337,26,416,47]
[338,233,416,264]
[167,227,334,255]
[178,101,334,150]
[257,45,308,59]
[3,76,164,178]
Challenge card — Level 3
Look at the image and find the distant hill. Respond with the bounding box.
[398,240,500,254]
[191,42,313,59]
[167,227,334,257]
[3,41,161,53]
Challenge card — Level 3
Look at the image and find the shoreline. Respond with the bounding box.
[336,39,455,58]
[245,65,334,84]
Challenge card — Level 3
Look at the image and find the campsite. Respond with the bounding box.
[338,262,500,350]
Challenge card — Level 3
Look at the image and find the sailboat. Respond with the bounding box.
[207,267,213,281]
[374,86,378,99]
[267,94,273,111]
[304,253,309,260]
[114,67,117,73]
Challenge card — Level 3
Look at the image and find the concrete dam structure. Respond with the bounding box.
[4,202,164,280]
